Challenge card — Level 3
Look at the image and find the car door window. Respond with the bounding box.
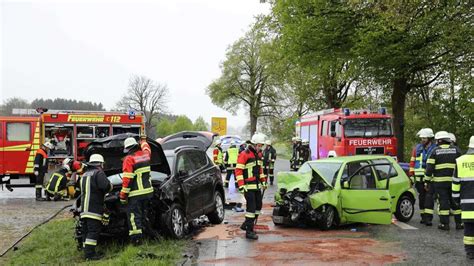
[343,161,376,189]
[188,150,208,171]
[176,152,196,176]
[371,159,397,180]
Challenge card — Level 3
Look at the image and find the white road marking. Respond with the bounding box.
[393,220,418,230]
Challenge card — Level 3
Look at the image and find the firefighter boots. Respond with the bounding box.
[438,224,450,231]
[35,188,46,201]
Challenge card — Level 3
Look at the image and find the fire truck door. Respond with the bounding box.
[0,122,4,174]
[3,121,34,175]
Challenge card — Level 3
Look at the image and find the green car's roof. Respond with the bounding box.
[308,155,395,164]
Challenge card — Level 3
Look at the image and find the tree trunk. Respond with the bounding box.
[249,112,258,137]
[391,78,409,162]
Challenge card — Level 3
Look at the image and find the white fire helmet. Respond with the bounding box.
[417,128,434,138]
[250,133,266,145]
[434,131,451,141]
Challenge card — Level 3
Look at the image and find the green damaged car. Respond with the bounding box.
[273,155,416,229]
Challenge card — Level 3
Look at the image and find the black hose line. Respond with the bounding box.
[0,204,72,257]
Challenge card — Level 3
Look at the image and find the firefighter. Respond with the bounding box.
[45,158,80,201]
[213,139,224,171]
[291,138,302,171]
[224,140,239,188]
[33,142,53,201]
[298,139,311,167]
[452,136,474,260]
[409,128,436,223]
[236,133,267,240]
[424,131,462,230]
[119,136,153,245]
[80,154,112,260]
[263,140,277,185]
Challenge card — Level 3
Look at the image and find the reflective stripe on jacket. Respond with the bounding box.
[46,167,68,194]
[452,152,474,222]
[122,142,153,198]
[425,144,461,183]
[235,148,266,190]
[80,167,112,220]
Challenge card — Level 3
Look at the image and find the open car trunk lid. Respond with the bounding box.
[84,133,171,176]
[158,131,217,151]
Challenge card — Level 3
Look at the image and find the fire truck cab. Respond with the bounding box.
[0,110,144,190]
[295,108,397,160]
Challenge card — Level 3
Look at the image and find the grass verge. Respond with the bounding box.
[3,217,187,266]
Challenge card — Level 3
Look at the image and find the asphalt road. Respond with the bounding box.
[194,158,472,265]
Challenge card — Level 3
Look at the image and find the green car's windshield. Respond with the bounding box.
[299,161,342,186]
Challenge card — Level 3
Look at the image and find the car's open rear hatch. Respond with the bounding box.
[158,131,217,151]
[84,133,171,176]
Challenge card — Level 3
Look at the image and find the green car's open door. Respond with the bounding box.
[340,163,393,225]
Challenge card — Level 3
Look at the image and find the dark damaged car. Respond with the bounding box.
[72,132,225,247]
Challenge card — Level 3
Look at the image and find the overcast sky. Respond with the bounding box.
[0,0,270,129]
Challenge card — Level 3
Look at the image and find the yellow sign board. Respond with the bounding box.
[211,117,227,136]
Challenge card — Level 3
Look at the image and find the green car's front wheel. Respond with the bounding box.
[395,195,414,222]
[318,205,336,230]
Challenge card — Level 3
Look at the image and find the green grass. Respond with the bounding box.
[3,218,187,266]
[274,142,292,160]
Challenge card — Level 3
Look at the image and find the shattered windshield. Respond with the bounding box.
[343,118,393,138]
[301,161,342,186]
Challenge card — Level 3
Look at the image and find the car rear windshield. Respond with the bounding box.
[307,162,342,186]
[343,118,393,138]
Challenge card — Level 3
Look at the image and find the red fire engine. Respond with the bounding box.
[295,108,397,160]
[0,110,144,189]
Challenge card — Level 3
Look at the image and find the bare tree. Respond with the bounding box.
[117,75,169,137]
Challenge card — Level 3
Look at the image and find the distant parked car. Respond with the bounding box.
[273,155,416,230]
[219,135,243,152]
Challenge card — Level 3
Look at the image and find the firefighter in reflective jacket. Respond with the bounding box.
[263,140,277,185]
[452,136,474,260]
[224,140,239,188]
[424,131,462,230]
[45,158,81,201]
[119,136,153,245]
[33,142,53,201]
[80,154,112,260]
[409,128,436,223]
[236,133,267,240]
[213,139,224,170]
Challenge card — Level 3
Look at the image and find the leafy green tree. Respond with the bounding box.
[156,117,174,138]
[207,17,276,136]
[193,116,209,131]
[172,115,194,133]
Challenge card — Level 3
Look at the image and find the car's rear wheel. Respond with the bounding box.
[395,195,414,222]
[207,191,225,224]
[165,203,185,239]
[318,205,336,230]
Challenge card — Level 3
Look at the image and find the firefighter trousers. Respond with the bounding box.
[126,196,150,241]
[264,164,275,184]
[415,181,426,219]
[35,173,45,199]
[464,222,474,254]
[83,218,102,258]
[225,168,236,188]
[243,189,262,231]
[425,182,461,225]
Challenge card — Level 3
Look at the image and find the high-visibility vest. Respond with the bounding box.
[227,147,239,165]
[413,143,436,176]
[452,153,474,221]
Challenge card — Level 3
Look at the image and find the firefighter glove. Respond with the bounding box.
[238,186,247,194]
[119,191,128,205]
[34,171,39,176]
[262,182,268,190]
